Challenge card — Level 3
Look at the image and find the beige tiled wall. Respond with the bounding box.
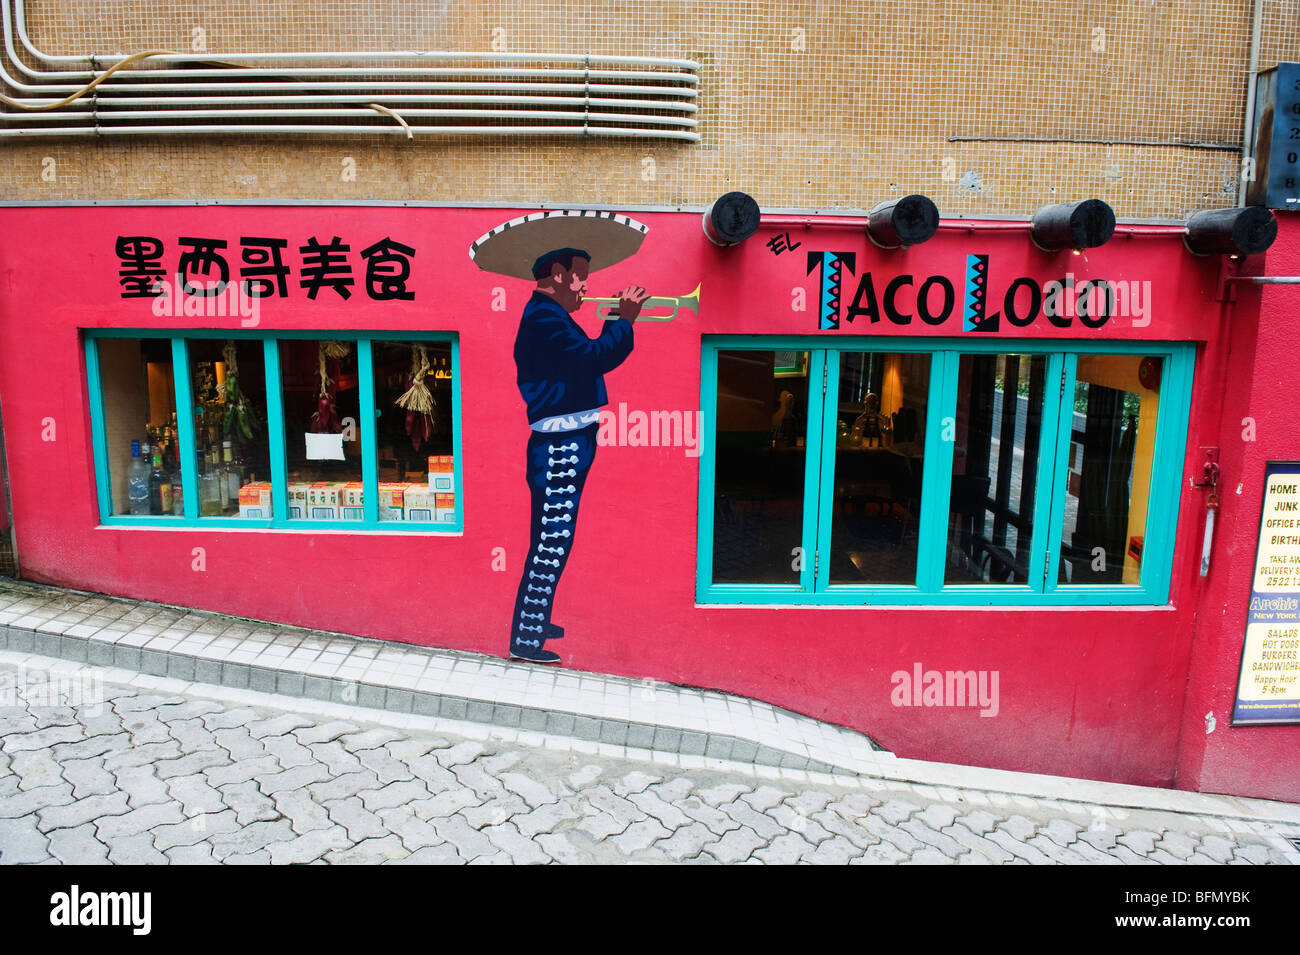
[1,0,1297,218]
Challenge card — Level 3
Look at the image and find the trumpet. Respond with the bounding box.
[583,283,700,322]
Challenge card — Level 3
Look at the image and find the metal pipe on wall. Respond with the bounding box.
[83,95,696,111]
[0,12,698,97]
[0,124,702,139]
[0,108,697,124]
[10,0,699,71]
[0,0,701,139]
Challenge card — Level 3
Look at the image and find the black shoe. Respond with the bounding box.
[544,623,564,640]
[509,638,561,664]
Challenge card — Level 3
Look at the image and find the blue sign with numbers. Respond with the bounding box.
[1247,62,1300,210]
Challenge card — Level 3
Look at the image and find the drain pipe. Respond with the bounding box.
[1236,0,1264,207]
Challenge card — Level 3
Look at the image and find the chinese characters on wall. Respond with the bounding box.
[114,235,417,301]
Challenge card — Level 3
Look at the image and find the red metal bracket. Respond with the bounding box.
[1191,447,1220,489]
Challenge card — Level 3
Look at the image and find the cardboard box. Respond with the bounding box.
[307,481,343,520]
[427,454,457,493]
[340,482,365,521]
[288,482,310,519]
[435,492,456,523]
[403,485,436,522]
[378,482,406,521]
[237,481,273,519]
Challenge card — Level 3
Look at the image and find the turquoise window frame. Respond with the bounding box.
[696,337,1195,607]
[84,328,463,533]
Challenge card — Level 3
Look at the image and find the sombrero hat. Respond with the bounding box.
[468,209,649,280]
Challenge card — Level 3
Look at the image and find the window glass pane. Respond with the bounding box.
[371,340,457,523]
[1059,355,1161,585]
[279,339,362,519]
[828,352,929,584]
[188,339,272,518]
[97,337,180,517]
[711,349,810,584]
[946,353,1046,584]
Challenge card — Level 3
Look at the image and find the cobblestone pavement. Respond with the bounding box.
[1,665,1296,865]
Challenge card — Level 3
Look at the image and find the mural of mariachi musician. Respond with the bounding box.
[469,211,654,664]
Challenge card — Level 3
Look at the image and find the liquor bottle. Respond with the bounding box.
[149,449,173,515]
[170,458,185,515]
[210,446,226,511]
[127,440,149,515]
[222,441,241,501]
[200,449,222,516]
[210,448,226,513]
[193,411,205,457]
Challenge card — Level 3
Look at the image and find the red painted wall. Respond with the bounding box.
[1174,213,1300,801]
[0,204,1293,798]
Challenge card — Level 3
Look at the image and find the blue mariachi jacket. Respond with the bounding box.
[514,290,635,425]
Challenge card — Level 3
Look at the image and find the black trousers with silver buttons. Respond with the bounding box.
[509,422,598,649]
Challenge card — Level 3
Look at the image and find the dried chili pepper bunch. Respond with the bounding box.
[396,344,437,450]
[309,340,350,434]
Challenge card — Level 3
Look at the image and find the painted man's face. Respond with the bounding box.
[566,260,590,304]
[549,258,590,313]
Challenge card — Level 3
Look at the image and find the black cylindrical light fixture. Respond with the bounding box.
[1030,199,1116,251]
[703,191,761,246]
[1184,206,1278,256]
[867,194,940,248]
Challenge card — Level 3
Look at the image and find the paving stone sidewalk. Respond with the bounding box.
[2,658,1296,865]
[0,579,883,776]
